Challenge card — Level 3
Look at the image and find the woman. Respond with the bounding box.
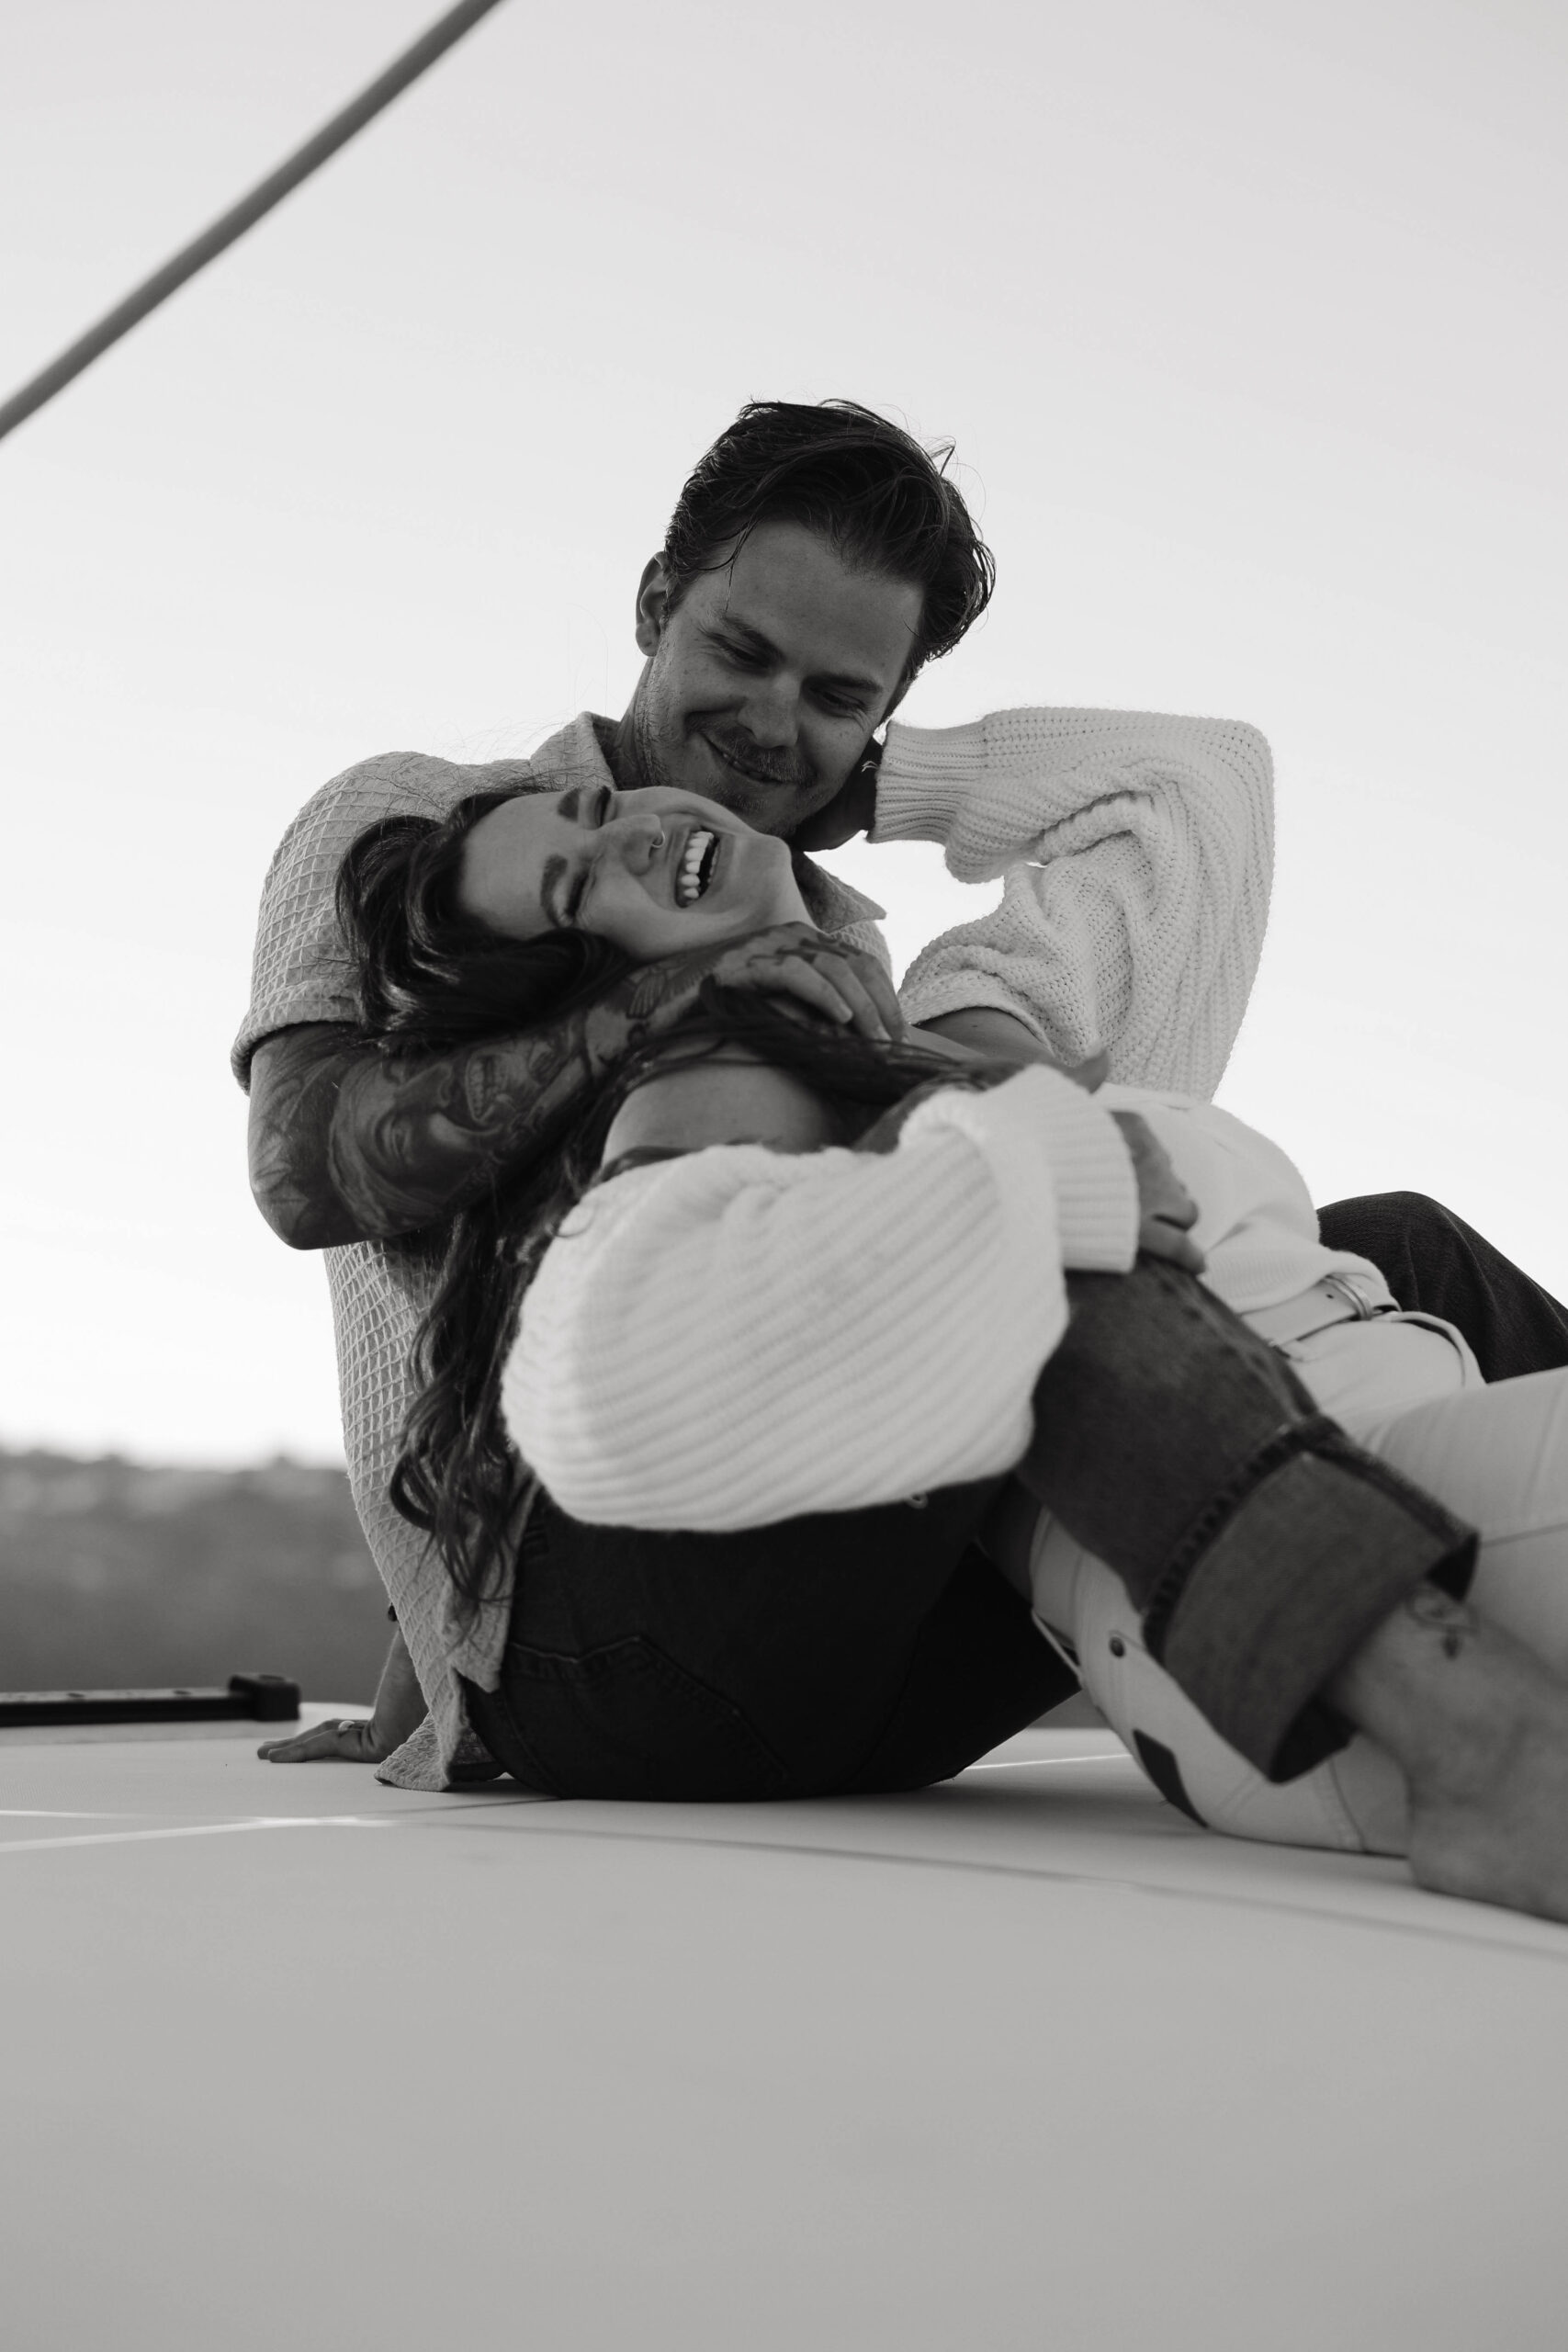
[297,774,1568,1874]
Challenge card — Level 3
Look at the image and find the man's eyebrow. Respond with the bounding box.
[539,853,570,929]
[710,616,884,695]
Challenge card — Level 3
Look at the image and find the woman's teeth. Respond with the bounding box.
[675,828,718,908]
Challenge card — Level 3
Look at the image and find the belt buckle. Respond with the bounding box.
[1320,1272,1379,1322]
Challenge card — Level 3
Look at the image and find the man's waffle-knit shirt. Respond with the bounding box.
[234,705,1276,1787]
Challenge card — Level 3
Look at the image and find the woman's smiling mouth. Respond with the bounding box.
[674,826,722,907]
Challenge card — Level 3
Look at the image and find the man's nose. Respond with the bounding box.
[733,675,799,750]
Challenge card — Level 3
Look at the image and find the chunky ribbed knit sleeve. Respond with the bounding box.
[876,708,1274,1101]
[501,1066,1137,1531]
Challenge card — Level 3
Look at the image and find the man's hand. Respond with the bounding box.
[1110,1110,1205,1272]
[258,1628,423,1764]
[788,756,880,853]
[685,921,905,1042]
[257,1713,387,1764]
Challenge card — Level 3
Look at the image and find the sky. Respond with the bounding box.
[2,0,1564,1465]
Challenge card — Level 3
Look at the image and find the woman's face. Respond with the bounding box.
[455,782,809,961]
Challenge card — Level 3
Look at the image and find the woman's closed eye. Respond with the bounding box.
[565,856,596,923]
[547,786,614,925]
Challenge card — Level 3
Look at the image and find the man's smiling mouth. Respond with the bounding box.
[699,731,808,790]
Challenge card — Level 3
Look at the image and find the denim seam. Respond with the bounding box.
[1141,1414,1341,1661]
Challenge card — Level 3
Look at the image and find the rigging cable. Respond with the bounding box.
[0,0,511,447]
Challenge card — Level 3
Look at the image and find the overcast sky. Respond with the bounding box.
[3,0,1564,1464]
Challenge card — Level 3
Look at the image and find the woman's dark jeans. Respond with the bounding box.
[468,1259,1475,1803]
[465,1477,1075,1803]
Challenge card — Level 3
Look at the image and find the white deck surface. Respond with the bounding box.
[5,1706,1566,2351]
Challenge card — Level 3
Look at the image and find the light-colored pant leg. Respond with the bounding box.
[1348,1363,1568,1677]
[1031,1318,1568,1857]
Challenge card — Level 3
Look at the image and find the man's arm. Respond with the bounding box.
[248,924,906,1250]
[249,1012,620,1250]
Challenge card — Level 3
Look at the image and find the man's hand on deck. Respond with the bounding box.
[258,1714,389,1764]
[258,1627,423,1764]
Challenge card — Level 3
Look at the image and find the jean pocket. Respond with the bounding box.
[495,1635,791,1802]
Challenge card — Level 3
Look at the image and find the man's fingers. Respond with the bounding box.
[855,960,906,1038]
[257,1718,371,1763]
[808,961,894,1041]
[765,949,899,1040]
[735,951,893,1038]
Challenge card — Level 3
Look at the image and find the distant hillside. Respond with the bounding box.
[0,1447,388,1702]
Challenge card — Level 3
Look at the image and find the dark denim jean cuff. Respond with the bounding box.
[1147,1429,1478,1781]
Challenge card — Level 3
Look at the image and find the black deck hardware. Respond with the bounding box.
[0,1676,301,1727]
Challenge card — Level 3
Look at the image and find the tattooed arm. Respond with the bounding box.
[248,922,905,1249]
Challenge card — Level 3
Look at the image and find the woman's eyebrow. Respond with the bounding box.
[558,784,610,824]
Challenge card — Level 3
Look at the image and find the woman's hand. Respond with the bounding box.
[1110,1111,1205,1272]
[629,922,905,1044]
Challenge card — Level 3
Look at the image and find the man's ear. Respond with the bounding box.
[634,552,673,657]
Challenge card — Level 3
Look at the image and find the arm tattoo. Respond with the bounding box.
[249,923,883,1249]
[328,1011,604,1238]
[248,954,736,1248]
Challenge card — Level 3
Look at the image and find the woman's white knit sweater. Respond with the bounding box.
[503,704,1392,1531]
[881,706,1275,1101]
[503,1070,1391,1531]
[503,1067,1141,1530]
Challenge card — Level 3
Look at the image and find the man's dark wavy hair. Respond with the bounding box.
[335,796,983,1611]
[662,400,996,681]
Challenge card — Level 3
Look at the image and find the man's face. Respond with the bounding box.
[620,518,924,835]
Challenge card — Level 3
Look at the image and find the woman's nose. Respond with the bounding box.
[604,812,666,870]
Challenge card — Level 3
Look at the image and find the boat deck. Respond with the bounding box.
[5,1707,1563,2349]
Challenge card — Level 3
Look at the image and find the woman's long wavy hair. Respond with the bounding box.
[337,791,980,1615]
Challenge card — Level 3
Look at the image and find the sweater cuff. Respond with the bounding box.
[899,1065,1137,1273]
[870,718,987,846]
[1027,1078,1140,1272]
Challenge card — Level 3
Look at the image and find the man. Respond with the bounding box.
[240,401,1568,1908]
